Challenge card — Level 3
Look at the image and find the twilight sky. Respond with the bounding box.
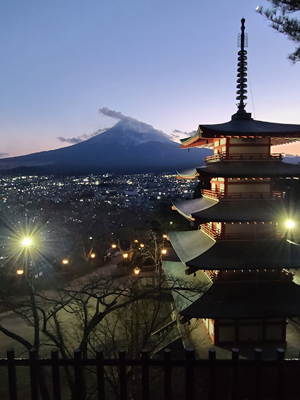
[1,0,300,158]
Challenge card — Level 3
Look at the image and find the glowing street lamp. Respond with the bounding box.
[16,269,24,275]
[161,249,167,255]
[163,234,167,239]
[133,267,141,275]
[123,253,129,259]
[134,239,139,243]
[111,244,117,249]
[62,259,69,265]
[140,244,144,249]
[22,238,32,247]
[90,253,96,259]
[286,220,295,229]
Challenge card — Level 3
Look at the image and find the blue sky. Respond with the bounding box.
[1,0,300,158]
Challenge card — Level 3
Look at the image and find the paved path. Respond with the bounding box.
[0,258,121,358]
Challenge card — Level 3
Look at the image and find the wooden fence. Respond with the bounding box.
[1,346,300,400]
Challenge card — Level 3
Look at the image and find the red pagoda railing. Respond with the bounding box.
[202,189,283,200]
[219,231,282,241]
[201,226,281,241]
[201,224,221,239]
[205,153,282,163]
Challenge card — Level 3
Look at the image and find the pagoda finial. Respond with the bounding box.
[236,18,248,114]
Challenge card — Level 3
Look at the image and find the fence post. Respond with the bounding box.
[74,349,83,400]
[231,348,239,400]
[255,348,262,400]
[96,349,105,400]
[29,348,39,400]
[51,348,61,400]
[185,347,195,400]
[119,349,127,400]
[209,349,216,400]
[277,348,285,400]
[142,349,149,400]
[7,349,18,400]
[164,348,172,400]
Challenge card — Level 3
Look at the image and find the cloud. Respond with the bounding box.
[169,129,196,142]
[57,129,107,144]
[57,107,132,144]
[99,107,131,122]
[0,152,9,159]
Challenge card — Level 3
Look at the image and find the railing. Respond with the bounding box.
[201,226,281,241]
[202,189,283,200]
[205,153,282,163]
[219,231,282,240]
[201,224,220,239]
[1,347,300,400]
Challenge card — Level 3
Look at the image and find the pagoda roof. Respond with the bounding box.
[168,230,300,271]
[180,115,300,149]
[172,197,217,220]
[196,160,300,178]
[172,198,287,222]
[180,280,300,319]
[176,168,198,180]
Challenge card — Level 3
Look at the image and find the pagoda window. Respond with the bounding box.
[214,140,220,147]
[220,138,226,145]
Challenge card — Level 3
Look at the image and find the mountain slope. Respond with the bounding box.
[0,120,211,174]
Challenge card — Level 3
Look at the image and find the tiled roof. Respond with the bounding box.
[181,280,300,319]
[168,230,300,271]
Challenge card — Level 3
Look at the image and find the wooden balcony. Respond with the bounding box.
[202,189,283,200]
[201,224,281,241]
[201,224,220,239]
[205,152,282,163]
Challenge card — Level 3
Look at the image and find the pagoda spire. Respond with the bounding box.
[236,18,248,114]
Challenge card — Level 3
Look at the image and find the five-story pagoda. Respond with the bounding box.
[164,19,300,345]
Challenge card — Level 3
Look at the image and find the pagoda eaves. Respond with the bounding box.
[180,116,300,149]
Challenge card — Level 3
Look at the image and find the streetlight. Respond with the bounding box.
[161,249,167,255]
[133,267,141,276]
[90,253,96,259]
[140,244,144,249]
[123,253,129,259]
[22,238,32,247]
[111,244,117,249]
[62,259,69,265]
[162,234,167,239]
[16,269,24,275]
[286,220,295,229]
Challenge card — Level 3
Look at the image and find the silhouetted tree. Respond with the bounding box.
[258,1,300,62]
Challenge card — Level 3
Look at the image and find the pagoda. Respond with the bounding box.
[164,19,300,345]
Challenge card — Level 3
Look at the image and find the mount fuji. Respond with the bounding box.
[0,119,211,175]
